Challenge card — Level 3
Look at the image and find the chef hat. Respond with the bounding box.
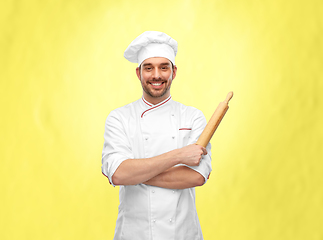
[124,31,178,66]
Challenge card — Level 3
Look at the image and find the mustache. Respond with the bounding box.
[149,80,166,82]
[146,78,168,83]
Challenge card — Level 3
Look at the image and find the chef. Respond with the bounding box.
[102,31,212,240]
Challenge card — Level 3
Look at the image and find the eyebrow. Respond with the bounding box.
[142,63,153,67]
[142,62,171,67]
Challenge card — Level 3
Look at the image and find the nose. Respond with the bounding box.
[152,68,161,79]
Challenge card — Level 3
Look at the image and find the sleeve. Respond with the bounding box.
[186,110,212,184]
[101,110,134,187]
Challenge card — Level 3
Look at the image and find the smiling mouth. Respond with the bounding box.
[149,81,165,88]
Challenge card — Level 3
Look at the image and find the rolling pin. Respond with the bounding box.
[196,91,233,147]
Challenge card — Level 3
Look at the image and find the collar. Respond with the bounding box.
[141,95,172,118]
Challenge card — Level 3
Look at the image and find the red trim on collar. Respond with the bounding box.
[179,128,192,130]
[141,96,172,118]
[142,97,152,107]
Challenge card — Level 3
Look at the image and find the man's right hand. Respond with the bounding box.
[174,144,207,166]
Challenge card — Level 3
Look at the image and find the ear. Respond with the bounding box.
[172,65,177,80]
[136,67,141,80]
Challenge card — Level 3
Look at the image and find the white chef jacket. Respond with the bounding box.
[102,95,212,240]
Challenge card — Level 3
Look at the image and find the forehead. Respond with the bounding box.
[141,57,171,66]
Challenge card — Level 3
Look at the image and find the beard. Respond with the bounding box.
[142,81,170,98]
[141,74,173,99]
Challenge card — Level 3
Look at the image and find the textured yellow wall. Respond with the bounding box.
[1,0,322,239]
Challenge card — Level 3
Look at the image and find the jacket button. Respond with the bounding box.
[172,136,175,139]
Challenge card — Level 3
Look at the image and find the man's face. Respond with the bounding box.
[136,57,177,102]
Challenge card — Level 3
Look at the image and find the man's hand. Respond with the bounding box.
[173,144,207,166]
[143,144,208,189]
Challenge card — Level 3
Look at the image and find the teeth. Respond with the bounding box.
[151,83,162,86]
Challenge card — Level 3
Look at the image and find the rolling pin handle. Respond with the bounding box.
[224,91,234,104]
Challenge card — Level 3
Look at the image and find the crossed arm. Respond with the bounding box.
[103,109,211,189]
[112,144,207,189]
[143,165,205,189]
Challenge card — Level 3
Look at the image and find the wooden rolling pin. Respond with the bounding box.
[196,92,233,147]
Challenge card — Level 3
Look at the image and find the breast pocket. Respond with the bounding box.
[178,128,192,147]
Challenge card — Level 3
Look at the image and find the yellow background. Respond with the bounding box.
[1,0,322,239]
